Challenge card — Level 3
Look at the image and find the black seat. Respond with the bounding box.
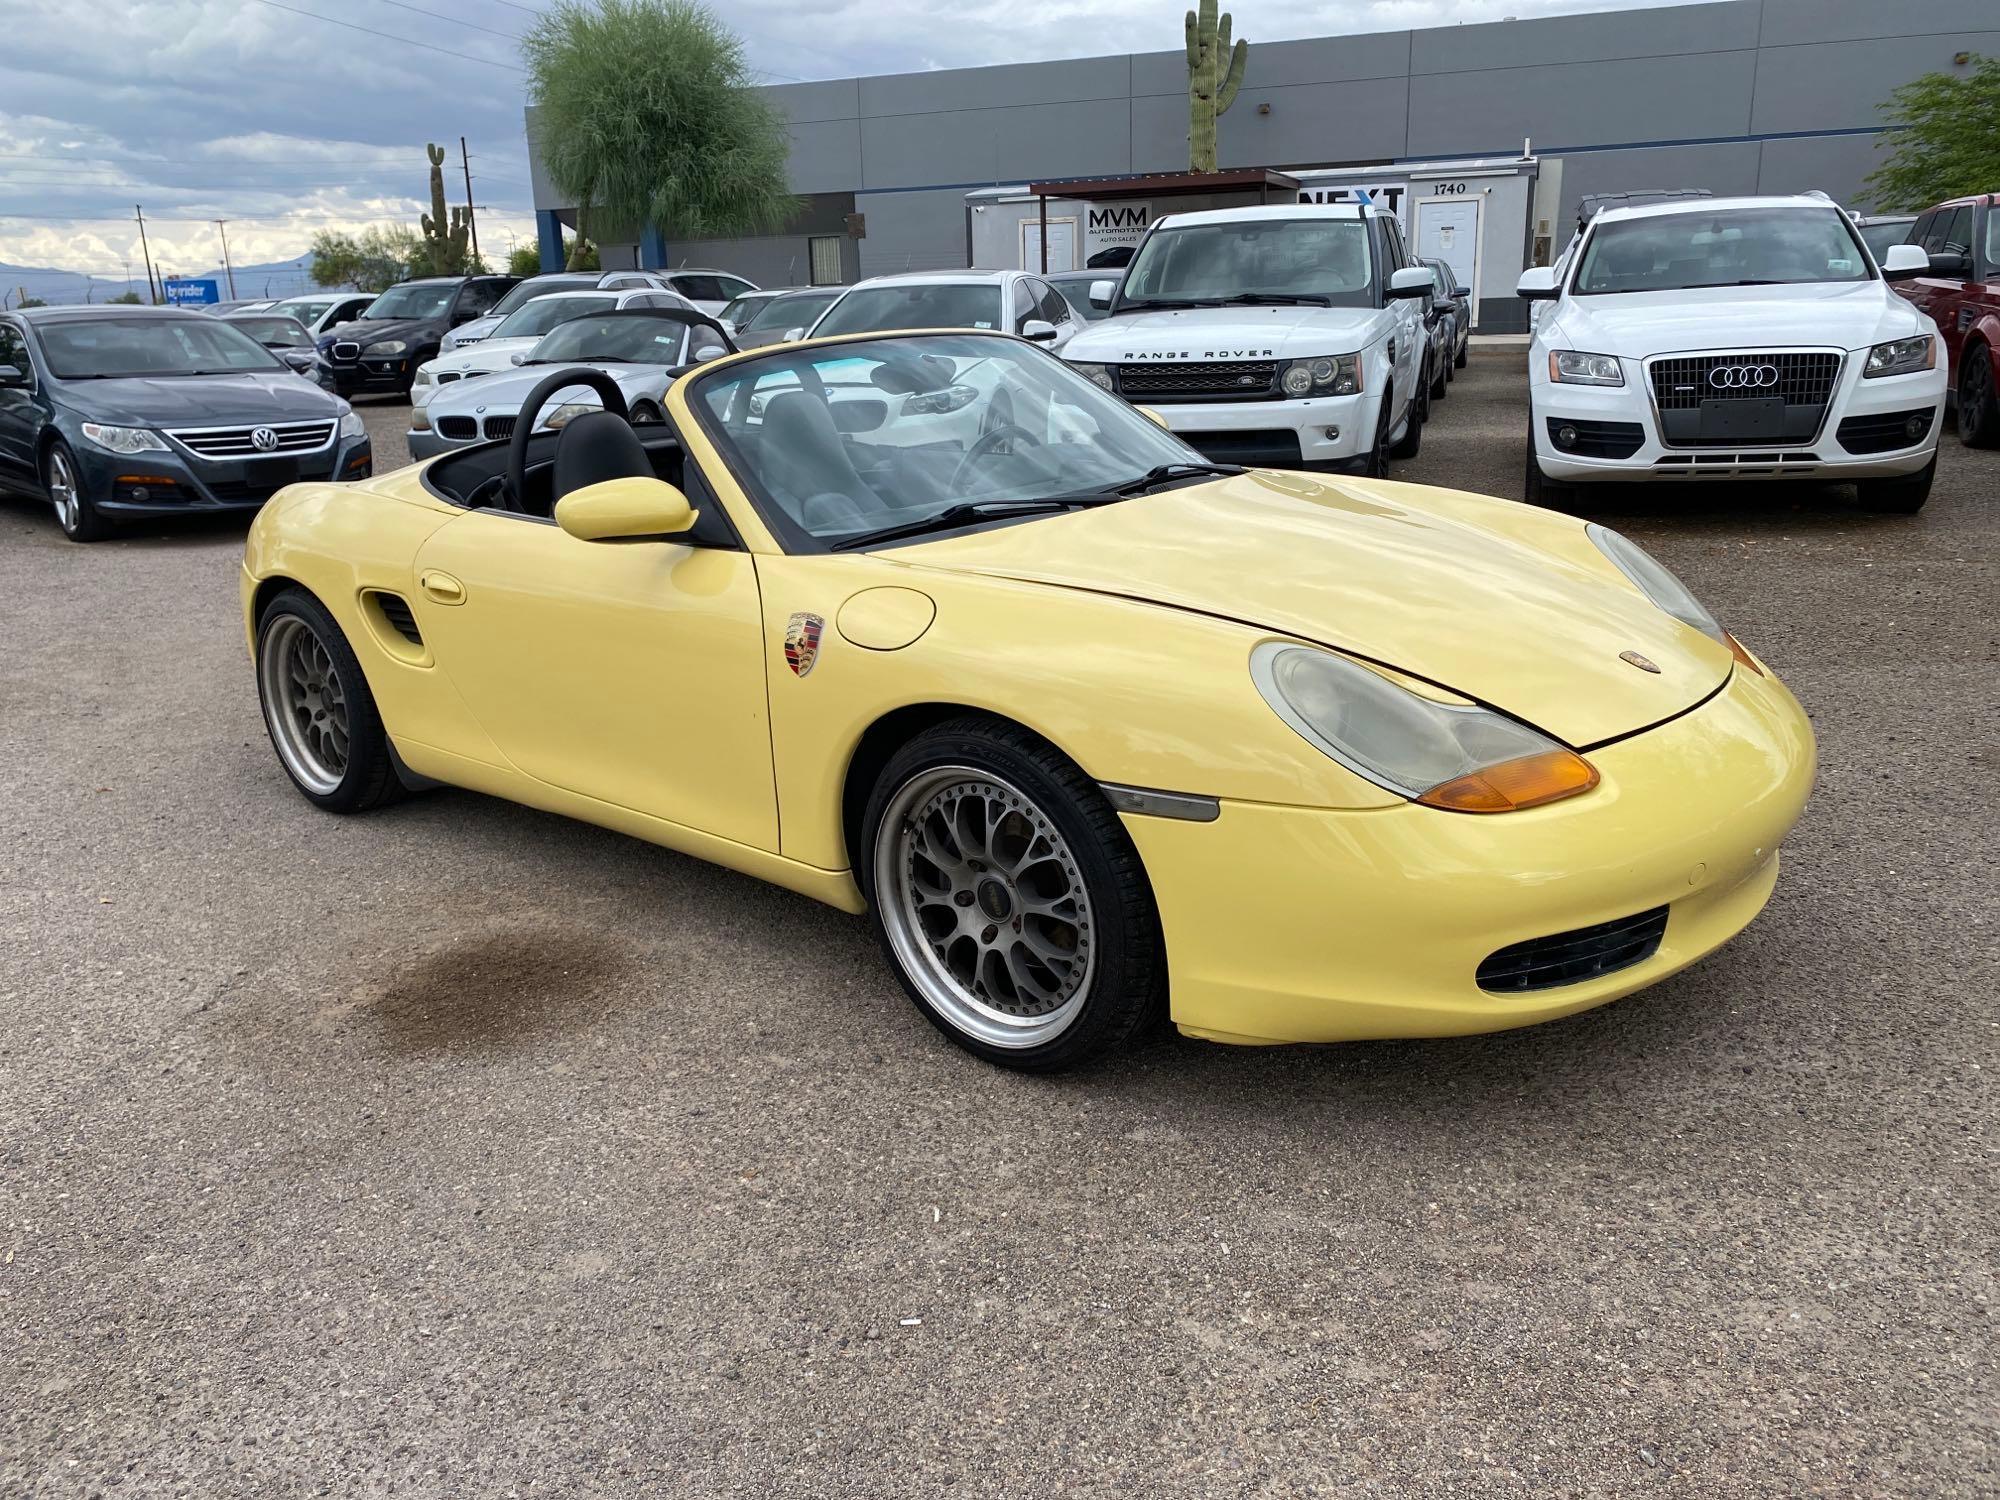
[760,390,883,529]
[546,410,653,515]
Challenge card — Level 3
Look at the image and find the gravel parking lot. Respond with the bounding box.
[3,354,1994,1497]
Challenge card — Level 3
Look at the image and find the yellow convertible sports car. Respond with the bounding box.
[242,329,1814,1071]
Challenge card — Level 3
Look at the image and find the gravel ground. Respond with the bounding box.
[2,357,1995,1497]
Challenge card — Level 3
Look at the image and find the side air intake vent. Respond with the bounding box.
[368,591,423,646]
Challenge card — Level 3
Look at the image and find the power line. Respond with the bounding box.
[246,0,524,70]
[369,0,524,42]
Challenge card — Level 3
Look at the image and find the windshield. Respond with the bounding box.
[1120,218,1375,308]
[1049,278,1111,321]
[1575,208,1871,293]
[1858,220,1913,260]
[231,316,312,347]
[813,284,1004,337]
[37,316,281,378]
[488,277,596,317]
[361,284,455,321]
[691,333,1200,551]
[525,315,691,365]
[744,291,836,333]
[494,295,618,339]
[274,298,335,323]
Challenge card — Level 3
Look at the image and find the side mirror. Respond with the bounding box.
[1134,405,1171,430]
[1516,266,1560,301]
[1387,267,1435,300]
[692,343,728,363]
[509,353,526,365]
[1088,279,1116,309]
[1455,285,1471,298]
[0,363,30,387]
[782,326,806,342]
[1879,243,1932,281]
[1021,318,1059,344]
[554,476,697,542]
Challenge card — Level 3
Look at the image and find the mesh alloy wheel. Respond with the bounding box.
[258,614,350,796]
[874,765,1096,1049]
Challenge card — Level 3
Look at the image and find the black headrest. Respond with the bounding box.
[552,410,653,505]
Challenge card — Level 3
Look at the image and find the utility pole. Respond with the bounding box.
[135,205,161,305]
[459,137,481,266]
[214,220,237,298]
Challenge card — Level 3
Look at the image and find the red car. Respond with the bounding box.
[1896,193,2000,446]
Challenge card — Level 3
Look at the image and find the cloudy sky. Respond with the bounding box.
[0,0,1682,287]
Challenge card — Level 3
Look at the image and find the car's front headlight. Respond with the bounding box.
[1069,361,1115,391]
[337,410,366,441]
[1250,642,1599,813]
[540,401,599,430]
[410,407,432,432]
[1549,350,1624,386]
[80,422,167,454]
[1863,334,1935,379]
[413,367,435,386]
[363,339,408,356]
[1279,354,1361,397]
[1587,523,1762,673]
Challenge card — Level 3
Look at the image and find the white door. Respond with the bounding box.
[1021,217,1078,273]
[1415,197,1482,327]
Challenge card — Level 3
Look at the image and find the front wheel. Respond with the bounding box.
[630,399,665,426]
[1387,378,1424,460]
[44,438,109,542]
[1523,415,1578,510]
[1855,457,1934,515]
[861,717,1165,1071]
[255,589,405,813]
[1958,347,1999,448]
[1429,349,1448,400]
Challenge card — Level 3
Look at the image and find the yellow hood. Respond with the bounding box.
[891,471,1734,748]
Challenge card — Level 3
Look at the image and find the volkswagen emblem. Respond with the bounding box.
[1709,363,1779,390]
[250,426,279,452]
[1620,650,1662,674]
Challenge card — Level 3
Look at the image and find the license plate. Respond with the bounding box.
[245,457,299,487]
[1698,397,1785,441]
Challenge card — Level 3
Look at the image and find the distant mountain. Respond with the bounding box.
[1,256,325,307]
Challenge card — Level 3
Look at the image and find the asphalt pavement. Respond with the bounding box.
[3,358,1995,1497]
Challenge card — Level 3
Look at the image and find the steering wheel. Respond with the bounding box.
[506,367,631,511]
[946,422,1041,497]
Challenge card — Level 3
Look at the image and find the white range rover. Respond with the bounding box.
[1519,194,1947,513]
[1060,204,1436,474]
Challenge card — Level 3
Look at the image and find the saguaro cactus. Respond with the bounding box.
[419,143,472,275]
[1186,0,1247,174]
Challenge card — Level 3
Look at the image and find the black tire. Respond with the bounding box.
[1387,377,1424,460]
[630,399,665,426]
[859,715,1165,1072]
[254,588,405,813]
[1429,348,1448,401]
[1356,387,1393,478]
[1523,415,1578,509]
[1957,346,2000,448]
[1454,339,1469,371]
[1855,457,1934,515]
[43,437,110,543]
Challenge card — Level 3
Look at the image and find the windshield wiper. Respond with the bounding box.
[520,354,634,366]
[831,500,1075,551]
[1221,292,1332,307]
[1122,297,1225,310]
[1112,460,1245,494]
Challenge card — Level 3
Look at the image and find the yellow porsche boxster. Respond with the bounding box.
[242,328,1814,1070]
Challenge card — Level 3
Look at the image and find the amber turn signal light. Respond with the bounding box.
[1417,749,1601,814]
[1725,631,1765,675]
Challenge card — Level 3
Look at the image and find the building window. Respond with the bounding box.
[808,236,843,286]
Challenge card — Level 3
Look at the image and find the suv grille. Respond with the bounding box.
[436,416,478,440]
[1476,907,1670,994]
[1118,361,1278,401]
[1648,352,1842,410]
[169,420,336,457]
[330,341,361,361]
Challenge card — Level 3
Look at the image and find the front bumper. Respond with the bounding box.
[72,435,373,516]
[1143,390,1380,471]
[316,355,413,395]
[1532,355,1946,482]
[1123,661,1815,1045]
[406,427,465,461]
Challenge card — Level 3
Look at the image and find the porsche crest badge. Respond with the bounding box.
[784,612,825,677]
[1620,649,1662,674]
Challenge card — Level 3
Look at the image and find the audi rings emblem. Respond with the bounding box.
[1709,364,1779,390]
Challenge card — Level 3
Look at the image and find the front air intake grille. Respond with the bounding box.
[330,341,361,361]
[1835,407,1935,454]
[1649,352,1842,410]
[169,420,336,457]
[370,591,422,646]
[435,371,464,384]
[1546,416,1644,459]
[1476,907,1670,994]
[482,415,517,440]
[435,415,478,440]
[1117,360,1279,401]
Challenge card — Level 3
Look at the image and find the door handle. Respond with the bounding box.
[420,570,466,606]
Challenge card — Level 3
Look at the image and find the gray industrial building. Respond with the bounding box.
[525,0,1996,333]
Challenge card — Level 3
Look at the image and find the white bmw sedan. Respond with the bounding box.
[1518,195,1947,513]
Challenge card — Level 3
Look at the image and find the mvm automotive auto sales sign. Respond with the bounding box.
[1086,204,1152,262]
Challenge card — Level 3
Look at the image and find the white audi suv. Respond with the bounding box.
[1519,194,1946,512]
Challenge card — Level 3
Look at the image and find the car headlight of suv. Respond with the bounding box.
[1863,334,1935,379]
[363,339,408,356]
[1587,523,1763,674]
[1250,641,1599,813]
[80,422,168,455]
[1279,354,1361,398]
[337,410,366,441]
[1069,361,1115,391]
[1548,350,1624,386]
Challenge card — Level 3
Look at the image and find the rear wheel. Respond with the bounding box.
[861,717,1165,1071]
[1856,457,1934,515]
[43,438,109,543]
[255,588,404,813]
[1454,335,1469,371]
[1957,346,2000,448]
[1387,376,1424,460]
[1429,347,1449,400]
